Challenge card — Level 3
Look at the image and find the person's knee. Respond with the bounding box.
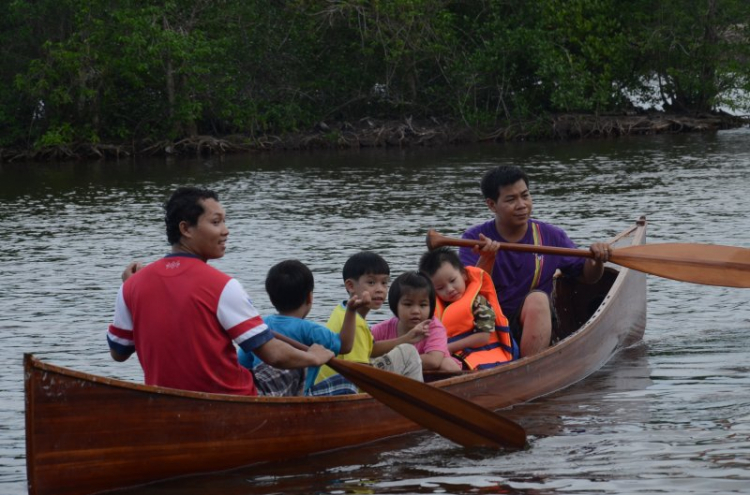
[393,343,423,381]
[519,293,552,332]
[393,343,421,369]
[395,343,419,360]
[523,292,551,317]
[518,292,552,357]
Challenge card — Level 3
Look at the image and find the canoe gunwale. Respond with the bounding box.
[24,355,367,404]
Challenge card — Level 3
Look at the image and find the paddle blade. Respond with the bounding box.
[613,243,750,288]
[327,358,527,449]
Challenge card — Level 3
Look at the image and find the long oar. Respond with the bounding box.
[273,332,527,449]
[426,229,750,288]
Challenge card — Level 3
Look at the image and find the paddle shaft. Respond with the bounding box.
[427,230,595,259]
[426,229,750,288]
[272,331,527,449]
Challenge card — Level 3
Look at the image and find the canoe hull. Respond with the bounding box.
[25,219,647,495]
[25,365,411,495]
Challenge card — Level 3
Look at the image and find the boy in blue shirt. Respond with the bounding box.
[238,259,368,395]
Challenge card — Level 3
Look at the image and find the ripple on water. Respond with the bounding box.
[2,129,750,494]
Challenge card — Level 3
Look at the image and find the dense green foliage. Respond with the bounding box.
[1,0,748,148]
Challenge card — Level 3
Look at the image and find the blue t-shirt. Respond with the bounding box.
[237,314,342,393]
[459,219,585,316]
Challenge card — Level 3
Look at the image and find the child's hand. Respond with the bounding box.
[404,320,430,344]
[346,291,371,312]
[122,261,143,282]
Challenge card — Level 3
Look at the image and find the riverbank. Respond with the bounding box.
[2,111,748,162]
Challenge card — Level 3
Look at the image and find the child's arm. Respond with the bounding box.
[371,320,429,357]
[447,295,495,353]
[419,319,457,371]
[338,292,371,354]
[420,350,445,370]
[439,356,462,371]
[447,332,491,353]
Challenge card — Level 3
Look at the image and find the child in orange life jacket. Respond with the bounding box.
[371,272,461,372]
[418,247,518,370]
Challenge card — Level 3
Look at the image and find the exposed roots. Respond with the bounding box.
[479,113,747,142]
[2,113,747,162]
[544,113,740,140]
[2,142,130,162]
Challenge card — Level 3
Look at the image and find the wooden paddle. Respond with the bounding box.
[426,229,750,288]
[273,332,527,449]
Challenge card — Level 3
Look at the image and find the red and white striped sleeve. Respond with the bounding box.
[107,285,135,355]
[217,278,273,352]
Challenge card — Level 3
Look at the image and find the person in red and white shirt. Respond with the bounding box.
[107,186,332,395]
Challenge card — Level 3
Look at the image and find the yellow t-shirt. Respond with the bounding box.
[314,303,374,384]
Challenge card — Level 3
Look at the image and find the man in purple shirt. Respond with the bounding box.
[459,165,611,358]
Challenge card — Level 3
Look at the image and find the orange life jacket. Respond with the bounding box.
[435,266,517,369]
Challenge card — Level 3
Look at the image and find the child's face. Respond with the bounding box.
[347,273,389,309]
[397,288,431,329]
[430,262,467,303]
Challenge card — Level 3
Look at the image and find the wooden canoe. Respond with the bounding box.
[24,218,647,495]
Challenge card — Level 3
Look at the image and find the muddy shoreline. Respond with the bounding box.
[2,112,748,163]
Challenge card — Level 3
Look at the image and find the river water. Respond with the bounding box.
[1,128,749,495]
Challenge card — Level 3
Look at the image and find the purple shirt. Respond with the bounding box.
[459,219,585,316]
[371,317,452,358]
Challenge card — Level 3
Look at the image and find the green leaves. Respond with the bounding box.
[1,0,748,150]
[624,0,750,113]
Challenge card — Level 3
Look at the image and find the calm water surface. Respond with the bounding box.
[1,128,749,494]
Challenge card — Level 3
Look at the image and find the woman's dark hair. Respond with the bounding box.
[342,251,390,281]
[418,247,466,277]
[164,187,219,245]
[480,165,529,201]
[388,271,436,319]
[265,260,315,313]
